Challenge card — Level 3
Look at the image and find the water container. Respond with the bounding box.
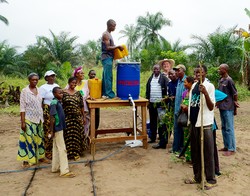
[88,78,102,99]
[116,62,140,100]
[114,44,129,60]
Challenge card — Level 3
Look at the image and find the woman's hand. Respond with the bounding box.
[82,116,87,125]
[21,121,26,132]
[181,104,188,113]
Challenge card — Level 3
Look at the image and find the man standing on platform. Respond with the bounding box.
[101,19,124,99]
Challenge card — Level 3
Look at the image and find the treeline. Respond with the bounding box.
[0,12,249,86]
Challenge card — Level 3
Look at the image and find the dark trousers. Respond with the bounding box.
[148,102,167,146]
[190,124,216,184]
[172,114,184,152]
[213,131,220,174]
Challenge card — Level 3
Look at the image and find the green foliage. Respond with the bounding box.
[206,66,220,85]
[0,105,19,115]
[137,12,171,48]
[236,84,250,101]
[190,27,243,82]
[80,39,101,67]
[160,50,189,67]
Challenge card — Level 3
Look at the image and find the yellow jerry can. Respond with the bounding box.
[88,78,102,99]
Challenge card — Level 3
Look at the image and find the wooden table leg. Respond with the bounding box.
[90,108,96,158]
[141,105,148,149]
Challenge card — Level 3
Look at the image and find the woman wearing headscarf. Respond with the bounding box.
[72,66,90,136]
[39,70,59,160]
[17,73,48,168]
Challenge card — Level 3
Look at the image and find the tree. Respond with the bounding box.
[136,12,171,49]
[38,30,82,67]
[0,41,28,77]
[190,27,243,81]
[22,43,52,77]
[0,0,9,25]
[80,39,101,67]
[119,24,140,59]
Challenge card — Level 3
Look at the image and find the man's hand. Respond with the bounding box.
[118,45,124,51]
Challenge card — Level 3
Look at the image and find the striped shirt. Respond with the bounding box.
[150,75,162,103]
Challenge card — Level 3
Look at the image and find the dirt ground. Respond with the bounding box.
[0,102,250,196]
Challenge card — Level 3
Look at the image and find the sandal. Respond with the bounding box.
[74,155,80,161]
[184,178,198,184]
[60,172,76,178]
[204,183,217,190]
[39,158,51,164]
[22,161,30,169]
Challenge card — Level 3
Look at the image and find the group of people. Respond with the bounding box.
[16,17,239,185]
[17,68,98,178]
[146,59,239,190]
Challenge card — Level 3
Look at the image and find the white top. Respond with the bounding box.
[20,86,44,123]
[150,75,162,103]
[188,80,215,127]
[39,83,59,105]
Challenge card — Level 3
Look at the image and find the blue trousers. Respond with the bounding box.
[219,110,236,151]
[102,58,115,98]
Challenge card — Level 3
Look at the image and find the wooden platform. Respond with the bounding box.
[87,97,148,157]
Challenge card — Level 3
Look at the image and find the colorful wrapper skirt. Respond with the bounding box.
[17,119,45,165]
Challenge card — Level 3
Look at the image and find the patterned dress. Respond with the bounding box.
[62,91,88,160]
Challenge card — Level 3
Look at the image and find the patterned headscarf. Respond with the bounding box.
[73,66,83,77]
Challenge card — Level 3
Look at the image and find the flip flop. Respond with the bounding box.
[204,183,217,190]
[184,178,198,184]
[74,155,80,161]
[60,172,76,178]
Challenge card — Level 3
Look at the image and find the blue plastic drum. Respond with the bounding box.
[116,62,140,100]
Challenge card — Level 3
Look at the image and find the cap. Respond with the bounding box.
[173,64,186,71]
[44,70,56,78]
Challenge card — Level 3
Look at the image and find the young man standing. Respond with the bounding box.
[185,65,217,189]
[101,19,124,99]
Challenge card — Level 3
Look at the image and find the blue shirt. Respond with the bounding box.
[174,75,187,115]
[50,98,66,132]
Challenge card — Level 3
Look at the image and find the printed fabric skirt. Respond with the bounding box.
[17,119,45,165]
[43,104,53,160]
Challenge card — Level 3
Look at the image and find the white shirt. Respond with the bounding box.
[150,75,162,103]
[188,80,215,127]
[20,86,44,123]
[39,83,59,105]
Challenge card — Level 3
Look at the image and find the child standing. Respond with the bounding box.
[50,87,75,178]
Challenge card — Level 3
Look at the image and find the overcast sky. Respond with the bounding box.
[1,0,249,53]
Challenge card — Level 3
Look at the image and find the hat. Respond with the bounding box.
[158,59,175,68]
[44,70,56,78]
[173,64,186,71]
